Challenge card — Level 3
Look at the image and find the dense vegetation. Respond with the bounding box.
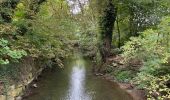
[0,0,170,99]
[0,0,77,93]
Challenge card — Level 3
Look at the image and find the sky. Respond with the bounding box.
[67,0,88,14]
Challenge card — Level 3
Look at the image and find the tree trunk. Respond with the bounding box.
[98,0,117,63]
[96,0,117,72]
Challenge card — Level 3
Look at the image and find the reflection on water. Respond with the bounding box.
[64,59,91,100]
[24,56,133,100]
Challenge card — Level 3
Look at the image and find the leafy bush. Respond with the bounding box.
[122,17,170,74]
[105,65,114,73]
[0,38,27,64]
[122,16,170,99]
[114,70,133,82]
[147,75,170,100]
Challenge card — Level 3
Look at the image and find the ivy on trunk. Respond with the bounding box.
[98,0,117,63]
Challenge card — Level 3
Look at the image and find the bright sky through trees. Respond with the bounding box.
[67,0,88,14]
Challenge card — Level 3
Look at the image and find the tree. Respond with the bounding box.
[97,0,117,63]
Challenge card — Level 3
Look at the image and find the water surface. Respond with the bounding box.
[24,56,133,100]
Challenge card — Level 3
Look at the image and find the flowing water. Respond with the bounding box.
[24,55,133,100]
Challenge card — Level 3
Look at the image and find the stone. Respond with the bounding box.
[112,62,118,67]
[15,96,22,100]
[119,83,134,90]
[32,84,38,88]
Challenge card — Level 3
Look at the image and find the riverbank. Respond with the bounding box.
[99,74,147,100]
[93,55,147,100]
[0,57,45,100]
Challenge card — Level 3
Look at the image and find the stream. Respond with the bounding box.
[24,55,133,100]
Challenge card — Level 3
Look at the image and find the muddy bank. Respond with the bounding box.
[98,74,147,100]
[92,55,147,100]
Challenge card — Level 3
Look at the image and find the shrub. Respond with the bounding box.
[0,38,27,64]
[147,75,170,100]
[114,70,133,82]
[122,16,170,99]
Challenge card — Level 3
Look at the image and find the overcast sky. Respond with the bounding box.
[67,0,88,14]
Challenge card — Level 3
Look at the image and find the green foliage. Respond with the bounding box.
[114,70,133,82]
[0,38,27,64]
[0,0,77,89]
[79,31,98,57]
[1,0,170,99]
[9,0,77,67]
[147,75,170,100]
[134,74,170,100]
[122,17,170,73]
[97,0,117,62]
[111,0,170,48]
[74,0,99,60]
[122,16,170,99]
[29,0,76,61]
[104,65,113,73]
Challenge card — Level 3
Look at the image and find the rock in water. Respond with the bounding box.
[32,84,38,88]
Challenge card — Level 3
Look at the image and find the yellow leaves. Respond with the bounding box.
[146,75,170,100]
[13,2,27,22]
[142,29,155,36]
[0,24,16,35]
[16,3,25,9]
